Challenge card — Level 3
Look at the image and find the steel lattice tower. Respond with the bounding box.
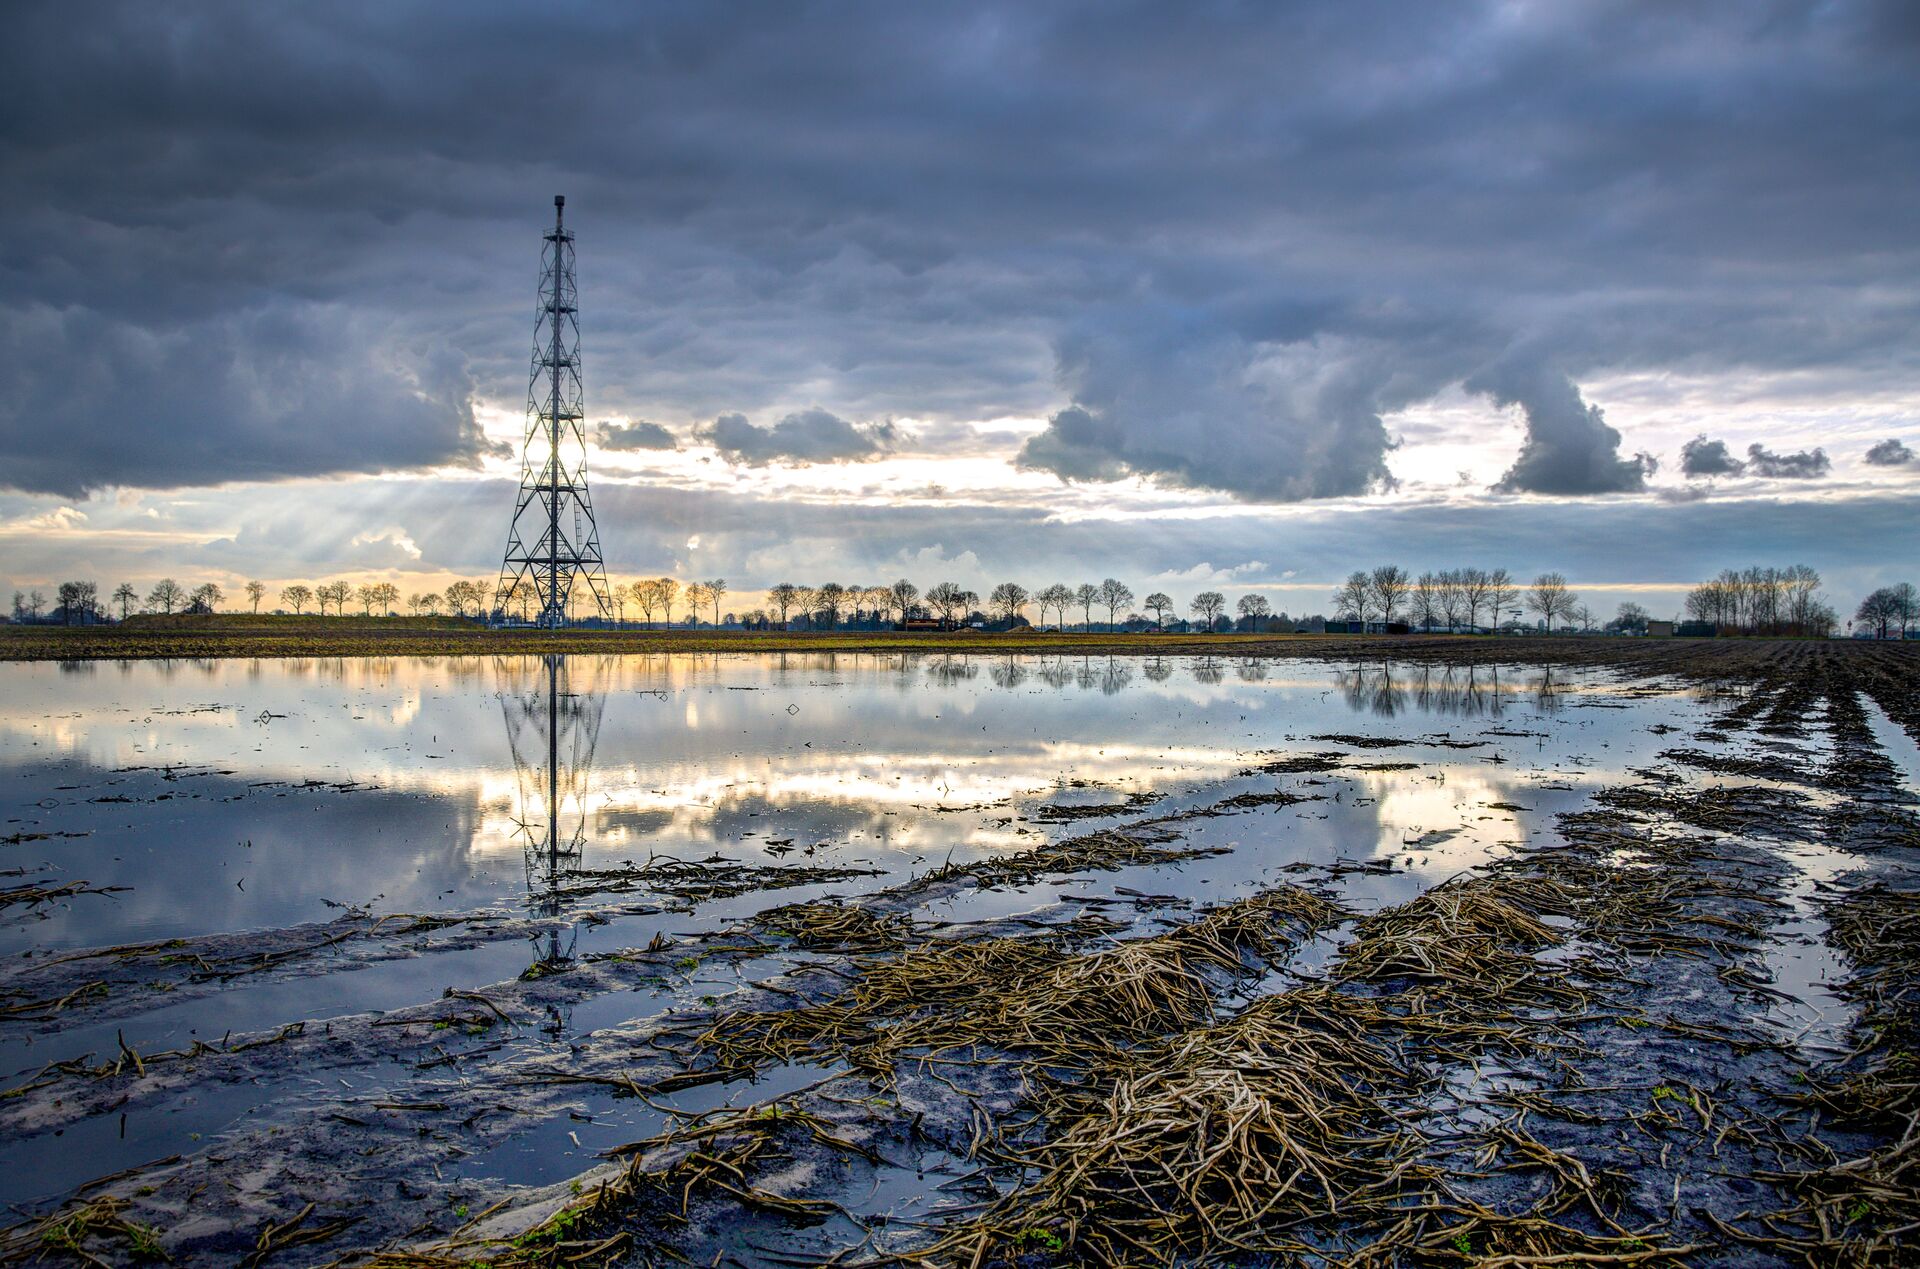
[494,196,612,626]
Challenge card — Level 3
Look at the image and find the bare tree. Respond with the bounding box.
[1368,566,1410,627]
[855,585,889,625]
[625,580,653,625]
[1333,571,1373,625]
[705,579,728,626]
[1074,582,1099,631]
[768,583,800,627]
[146,578,185,615]
[1892,581,1918,638]
[1487,570,1521,631]
[281,584,313,615]
[783,585,813,629]
[815,582,846,629]
[1033,583,1071,628]
[888,578,920,626]
[1097,578,1134,631]
[1144,591,1173,630]
[57,581,98,624]
[1857,587,1908,639]
[1437,569,1465,630]
[990,582,1030,627]
[1527,573,1574,632]
[1611,602,1649,634]
[1412,572,1442,632]
[1190,590,1226,631]
[244,580,266,613]
[112,582,137,620]
[1457,568,1492,630]
[655,578,680,626]
[684,582,712,626]
[925,581,965,627]
[1236,593,1271,630]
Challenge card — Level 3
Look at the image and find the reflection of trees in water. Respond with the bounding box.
[990,657,1029,690]
[1067,655,1134,695]
[1526,665,1565,712]
[1236,659,1269,683]
[1143,657,1174,683]
[1192,657,1225,685]
[497,654,607,973]
[1335,663,1517,717]
[1337,663,1402,716]
[925,655,979,686]
[1037,657,1076,690]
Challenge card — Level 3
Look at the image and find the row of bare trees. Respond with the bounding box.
[1330,566,1621,633]
[9,576,507,621]
[275,579,502,618]
[1685,566,1839,636]
[1333,566,1536,630]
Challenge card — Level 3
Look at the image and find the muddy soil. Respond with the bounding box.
[1,641,1916,1267]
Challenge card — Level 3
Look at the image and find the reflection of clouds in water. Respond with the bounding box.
[1361,769,1523,855]
[0,651,1701,962]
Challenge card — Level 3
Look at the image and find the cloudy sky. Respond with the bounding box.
[2,0,1915,619]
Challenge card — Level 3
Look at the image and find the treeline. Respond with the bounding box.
[10,563,1907,640]
[1681,566,1836,637]
[1332,566,1633,634]
[7,577,501,623]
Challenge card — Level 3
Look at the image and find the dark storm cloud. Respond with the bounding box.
[1864,438,1914,466]
[1745,443,1832,479]
[1681,435,1747,478]
[1,1,1917,497]
[695,410,895,465]
[1471,360,1655,495]
[597,420,679,452]
[1016,326,1401,500]
[0,303,483,497]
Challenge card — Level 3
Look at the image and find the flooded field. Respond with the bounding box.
[2,645,1916,1266]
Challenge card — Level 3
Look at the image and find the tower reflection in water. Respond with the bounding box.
[498,654,607,974]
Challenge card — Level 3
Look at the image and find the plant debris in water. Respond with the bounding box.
[2,639,1918,1267]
